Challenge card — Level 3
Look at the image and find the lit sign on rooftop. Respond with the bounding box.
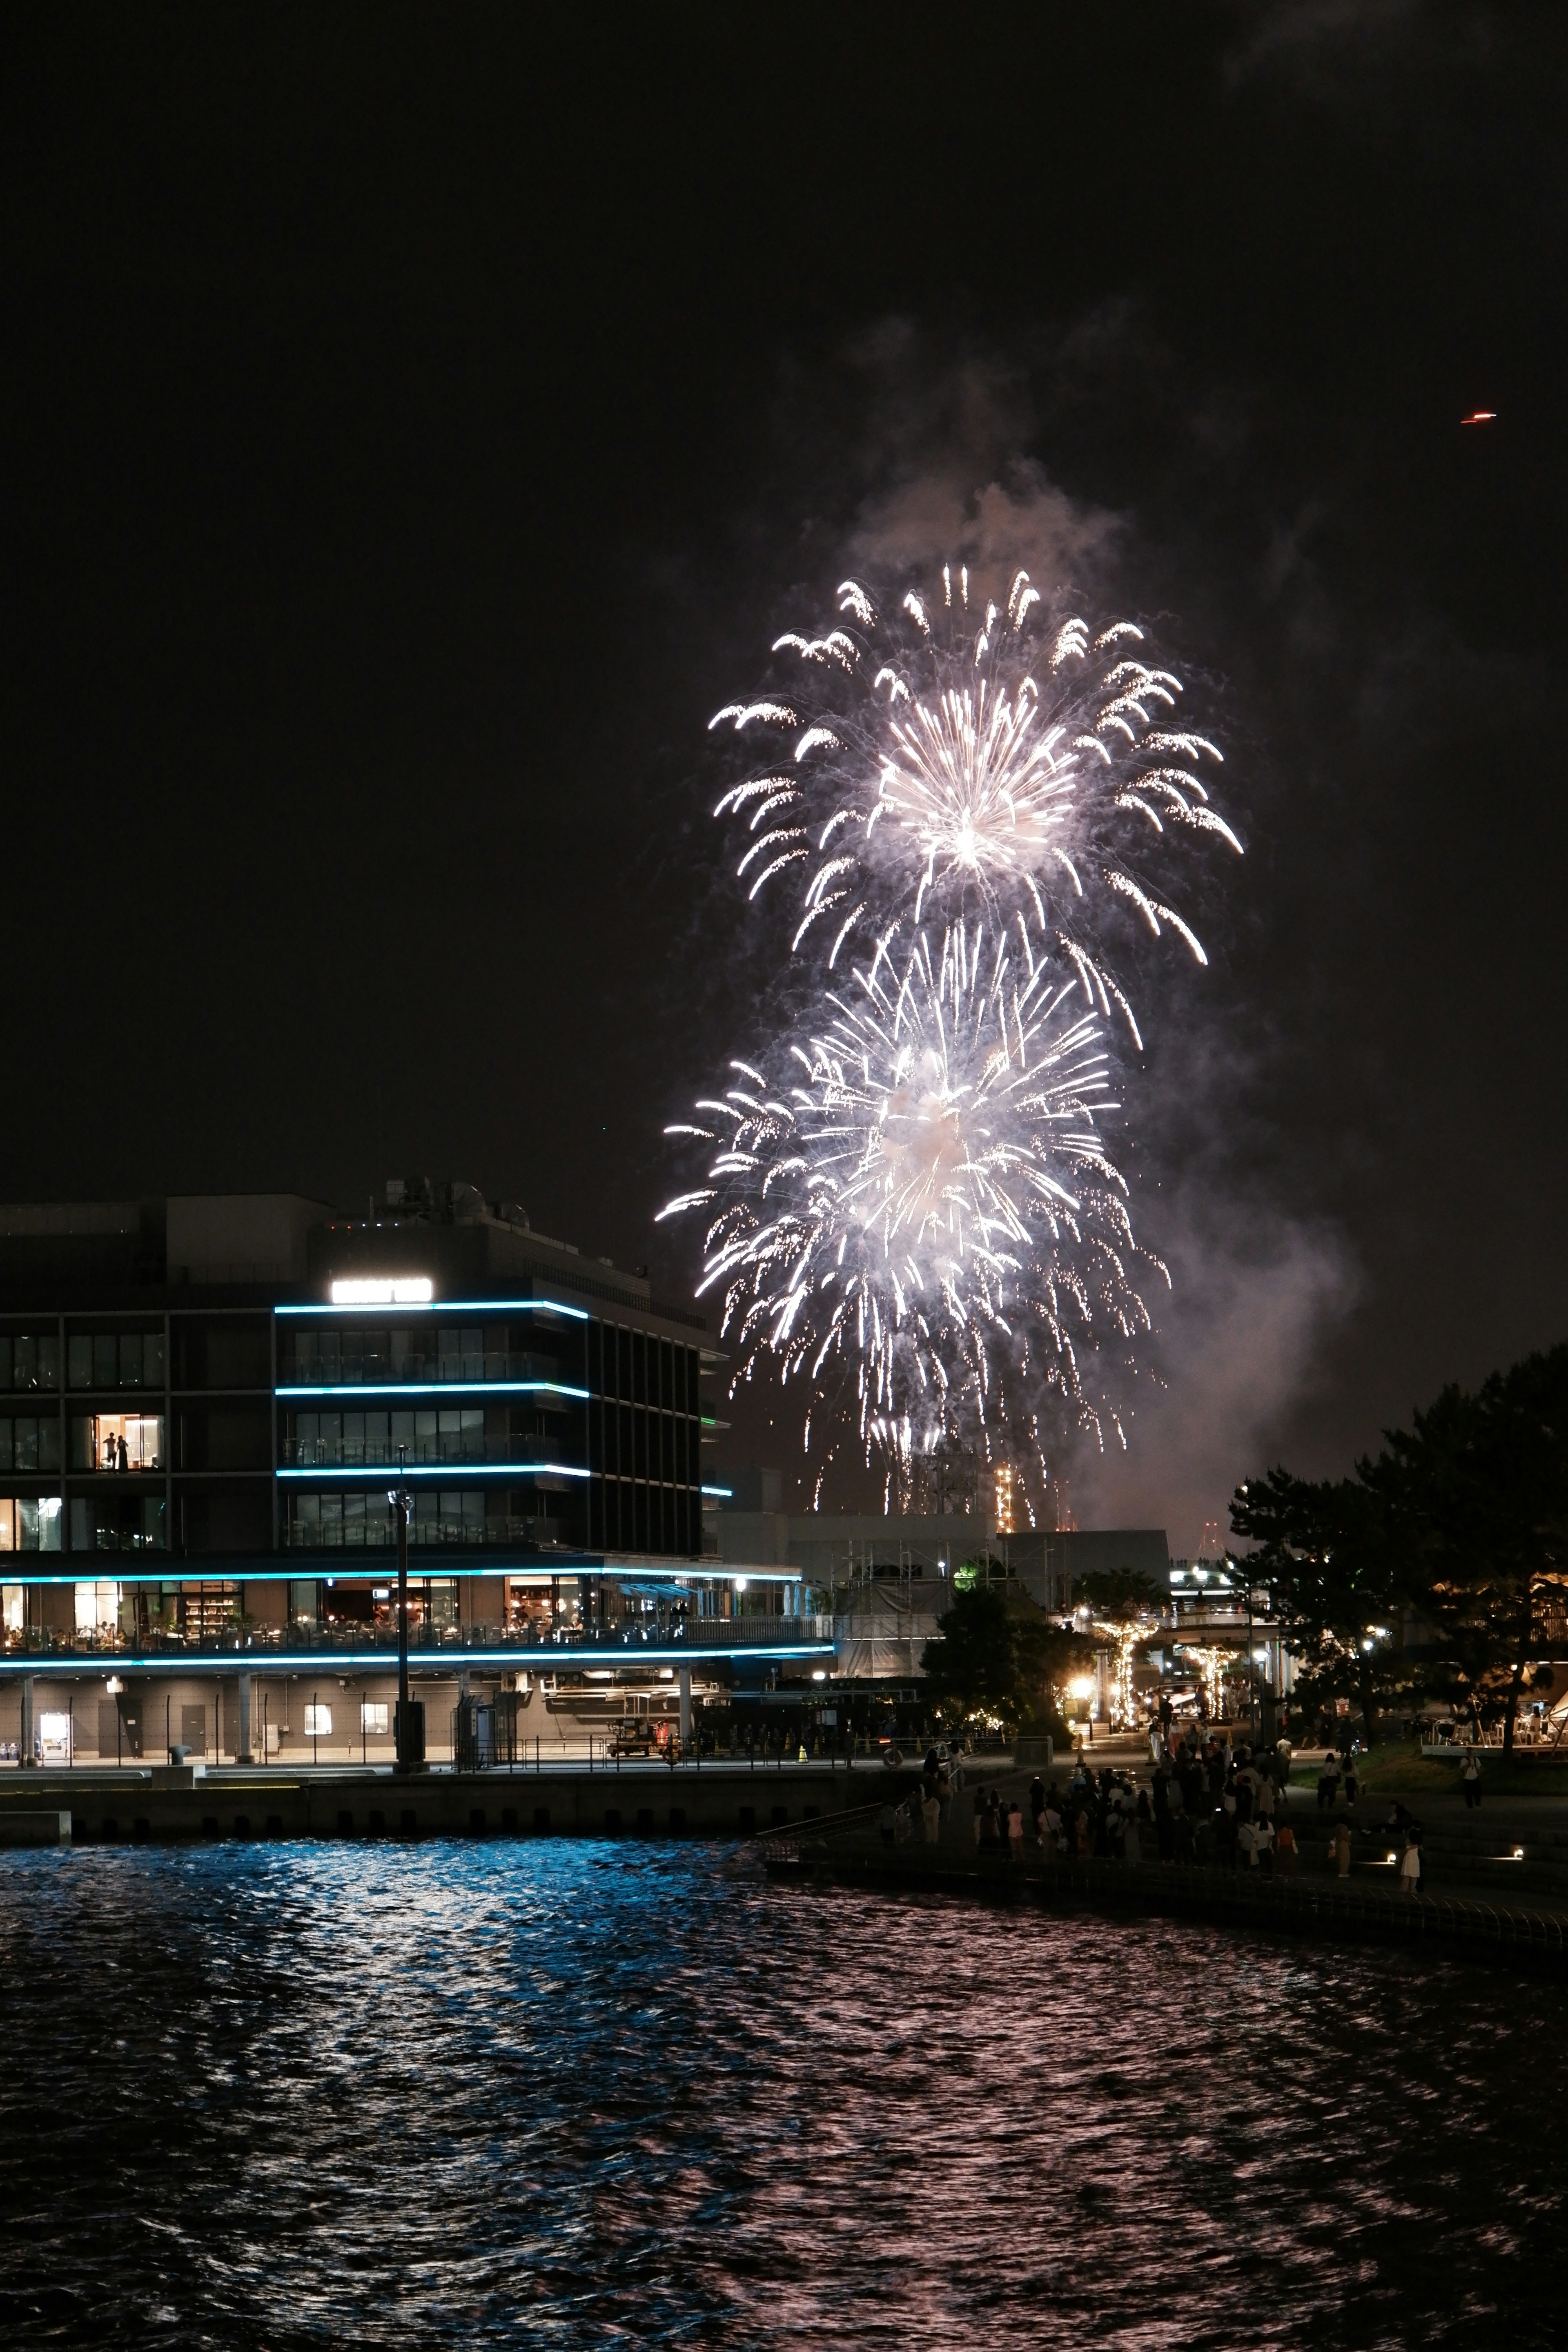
[329,1277,435,1306]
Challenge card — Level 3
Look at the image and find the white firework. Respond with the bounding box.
[708,563,1240,1040]
[660,919,1164,1515]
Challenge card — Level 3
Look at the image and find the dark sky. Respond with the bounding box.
[4,2,1566,1547]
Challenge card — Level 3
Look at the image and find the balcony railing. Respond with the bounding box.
[0,1613,836,1662]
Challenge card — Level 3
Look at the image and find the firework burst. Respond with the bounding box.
[708,564,1239,1047]
[661,916,1165,1516]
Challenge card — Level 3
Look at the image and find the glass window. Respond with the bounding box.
[0,1501,11,1549]
[67,1336,91,1390]
[318,1331,340,1382]
[140,1497,167,1550]
[390,1409,415,1455]
[93,1334,116,1388]
[294,1331,318,1383]
[37,1335,58,1391]
[304,1704,332,1736]
[40,1417,59,1473]
[0,1425,11,1474]
[18,1497,62,1552]
[365,1410,389,1460]
[1,1582,20,1630]
[344,1491,366,1546]
[361,1701,389,1735]
[145,1329,165,1387]
[0,1339,10,1388]
[119,1334,143,1388]
[343,1412,365,1465]
[14,1337,36,1391]
[15,1420,38,1472]
[292,1493,320,1544]
[390,1328,412,1377]
[461,1329,483,1379]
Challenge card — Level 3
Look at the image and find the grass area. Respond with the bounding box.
[1290,1745,1568,1800]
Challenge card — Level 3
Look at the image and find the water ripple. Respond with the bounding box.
[0,1841,1559,2348]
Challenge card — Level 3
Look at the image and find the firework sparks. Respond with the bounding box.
[709,566,1239,1041]
[672,562,1234,1518]
[661,918,1166,1516]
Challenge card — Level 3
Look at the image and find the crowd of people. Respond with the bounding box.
[874,1729,1431,1893]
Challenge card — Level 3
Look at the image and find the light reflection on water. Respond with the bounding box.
[0,1839,1559,2348]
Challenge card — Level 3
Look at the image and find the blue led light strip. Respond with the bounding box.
[274,1299,589,1321]
[276,1381,589,1401]
[276,1464,590,1481]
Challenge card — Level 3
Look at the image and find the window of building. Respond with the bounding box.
[2,1583,22,1632]
[69,1412,163,1472]
[304,1704,332,1737]
[10,1497,62,1551]
[70,1494,166,1553]
[360,1701,389,1735]
[3,1334,59,1393]
[73,1579,121,1635]
[67,1332,165,1390]
[39,1711,72,1762]
[0,1416,61,1473]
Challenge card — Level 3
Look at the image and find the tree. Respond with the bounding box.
[1074,1568,1162,1731]
[1373,1346,1568,1758]
[920,1583,1090,1737]
[1230,1469,1408,1745]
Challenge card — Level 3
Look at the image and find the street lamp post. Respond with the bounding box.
[390,1446,424,1772]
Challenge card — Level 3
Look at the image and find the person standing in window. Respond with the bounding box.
[118,1432,129,1473]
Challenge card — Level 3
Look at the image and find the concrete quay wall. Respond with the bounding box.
[0,1763,900,1847]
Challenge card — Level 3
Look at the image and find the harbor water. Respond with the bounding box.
[0,1838,1560,2347]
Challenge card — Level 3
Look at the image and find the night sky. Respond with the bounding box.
[4,4,1565,1550]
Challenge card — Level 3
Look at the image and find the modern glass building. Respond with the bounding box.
[0,1187,833,1761]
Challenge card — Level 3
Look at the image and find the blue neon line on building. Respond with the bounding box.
[275,1463,592,1481]
[274,1298,590,1321]
[276,1381,590,1400]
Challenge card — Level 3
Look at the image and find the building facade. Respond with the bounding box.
[0,1187,836,1761]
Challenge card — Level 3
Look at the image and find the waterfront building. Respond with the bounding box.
[0,1187,832,1765]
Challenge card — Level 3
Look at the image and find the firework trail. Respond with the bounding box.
[666,563,1236,1521]
[708,564,1238,1047]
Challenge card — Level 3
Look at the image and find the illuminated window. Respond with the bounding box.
[360,1702,389,1735]
[40,1711,72,1758]
[16,1498,62,1552]
[304,1704,332,1737]
[73,1580,120,1634]
[2,1584,21,1631]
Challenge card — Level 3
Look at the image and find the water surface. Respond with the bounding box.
[0,1839,1558,2346]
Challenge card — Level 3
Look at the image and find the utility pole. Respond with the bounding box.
[390,1446,424,1772]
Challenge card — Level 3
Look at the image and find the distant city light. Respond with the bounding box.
[330,1277,435,1305]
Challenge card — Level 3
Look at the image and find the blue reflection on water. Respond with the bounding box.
[0,1838,1560,2348]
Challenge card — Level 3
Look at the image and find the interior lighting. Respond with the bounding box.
[811,1670,827,1682]
[105,1675,123,1695]
[330,1277,434,1305]
[734,1576,748,1593]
